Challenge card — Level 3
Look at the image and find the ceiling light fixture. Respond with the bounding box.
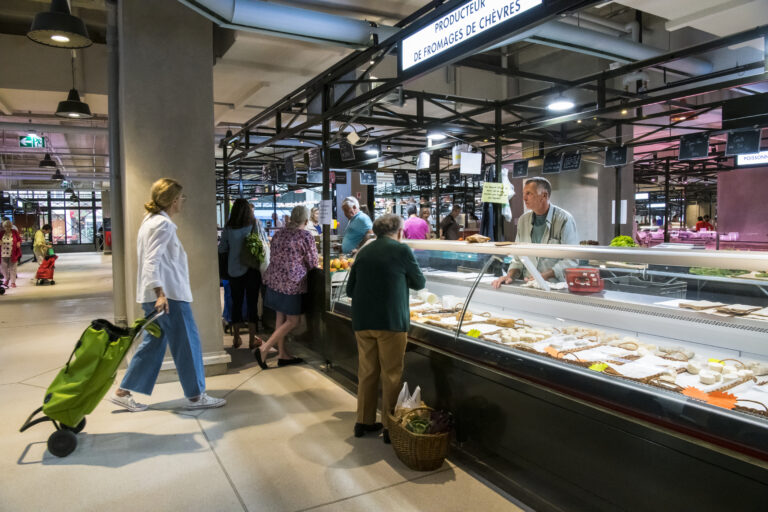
[28,0,92,49]
[51,169,65,181]
[547,98,575,112]
[39,153,57,168]
[365,149,379,156]
[621,109,628,115]
[427,131,446,140]
[56,56,93,119]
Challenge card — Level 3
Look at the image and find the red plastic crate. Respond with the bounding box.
[565,268,604,293]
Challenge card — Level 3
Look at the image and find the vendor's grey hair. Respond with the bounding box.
[288,205,309,229]
[342,196,359,209]
[372,213,403,238]
[407,204,417,216]
[525,177,552,197]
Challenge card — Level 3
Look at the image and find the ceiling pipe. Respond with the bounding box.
[178,0,398,48]
[0,122,107,135]
[487,19,712,77]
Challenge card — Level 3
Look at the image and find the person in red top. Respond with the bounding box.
[694,215,714,232]
[0,219,23,288]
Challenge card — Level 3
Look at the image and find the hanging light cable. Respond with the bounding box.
[56,53,93,119]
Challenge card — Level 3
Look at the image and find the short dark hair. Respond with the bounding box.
[524,177,552,196]
[226,198,254,229]
[451,204,461,211]
[42,224,52,231]
[407,205,417,216]
[697,216,703,221]
[703,215,710,220]
[372,213,403,237]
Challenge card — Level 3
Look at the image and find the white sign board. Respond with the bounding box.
[737,150,768,166]
[319,199,333,225]
[401,0,542,71]
[459,151,482,175]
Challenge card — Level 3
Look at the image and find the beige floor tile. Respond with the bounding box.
[307,466,522,512]
[197,366,451,512]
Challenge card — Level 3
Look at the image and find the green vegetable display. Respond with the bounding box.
[756,272,768,278]
[689,267,748,277]
[609,236,638,247]
[405,418,430,434]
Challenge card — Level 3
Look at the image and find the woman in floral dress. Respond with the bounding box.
[255,205,318,368]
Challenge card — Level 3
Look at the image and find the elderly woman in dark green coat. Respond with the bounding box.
[346,213,426,443]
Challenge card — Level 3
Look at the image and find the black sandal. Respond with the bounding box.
[277,357,304,367]
[254,348,268,369]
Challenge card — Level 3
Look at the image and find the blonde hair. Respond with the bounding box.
[288,205,309,229]
[1,220,11,230]
[144,178,183,214]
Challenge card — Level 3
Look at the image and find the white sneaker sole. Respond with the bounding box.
[185,399,226,410]
[108,396,148,412]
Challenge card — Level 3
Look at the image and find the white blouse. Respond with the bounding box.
[136,212,193,303]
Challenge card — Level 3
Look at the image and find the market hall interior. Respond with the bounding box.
[2,0,768,510]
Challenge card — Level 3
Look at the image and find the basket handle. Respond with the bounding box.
[396,406,434,424]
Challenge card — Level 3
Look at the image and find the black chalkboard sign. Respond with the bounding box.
[543,153,562,174]
[307,148,322,170]
[448,170,461,185]
[339,140,356,162]
[261,164,275,182]
[394,171,410,187]
[512,160,529,178]
[605,146,628,167]
[307,170,323,184]
[561,152,581,171]
[278,158,296,184]
[678,133,709,160]
[359,171,377,185]
[725,129,761,156]
[416,170,432,187]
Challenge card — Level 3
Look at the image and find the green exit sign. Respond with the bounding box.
[19,134,45,148]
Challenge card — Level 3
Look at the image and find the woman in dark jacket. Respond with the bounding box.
[346,214,425,443]
[218,198,267,349]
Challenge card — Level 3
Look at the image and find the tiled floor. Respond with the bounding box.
[0,253,526,511]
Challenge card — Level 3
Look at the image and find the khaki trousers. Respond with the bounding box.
[355,330,408,429]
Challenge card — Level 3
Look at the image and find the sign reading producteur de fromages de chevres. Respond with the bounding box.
[401,0,542,72]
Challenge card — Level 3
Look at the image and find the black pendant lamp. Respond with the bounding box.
[28,0,92,49]
[40,153,57,168]
[64,187,74,194]
[56,56,93,119]
[69,193,79,202]
[51,169,65,181]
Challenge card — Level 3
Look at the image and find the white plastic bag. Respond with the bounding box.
[395,382,422,412]
[395,382,411,411]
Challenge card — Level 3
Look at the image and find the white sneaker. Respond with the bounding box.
[109,393,148,412]
[185,393,226,410]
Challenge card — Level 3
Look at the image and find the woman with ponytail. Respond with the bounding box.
[109,178,226,412]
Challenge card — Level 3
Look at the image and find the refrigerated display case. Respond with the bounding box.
[324,241,768,510]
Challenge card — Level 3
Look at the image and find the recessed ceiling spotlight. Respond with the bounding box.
[427,131,446,140]
[577,119,582,124]
[365,149,379,156]
[621,109,628,115]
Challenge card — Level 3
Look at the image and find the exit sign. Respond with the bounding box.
[19,135,45,148]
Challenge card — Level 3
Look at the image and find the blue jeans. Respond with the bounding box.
[120,300,206,398]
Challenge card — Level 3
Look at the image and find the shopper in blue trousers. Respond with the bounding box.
[109,178,226,412]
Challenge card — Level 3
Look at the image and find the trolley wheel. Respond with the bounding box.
[36,280,42,286]
[63,418,86,434]
[0,287,4,295]
[50,280,55,285]
[47,429,77,457]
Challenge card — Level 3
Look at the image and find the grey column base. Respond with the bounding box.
[155,350,231,383]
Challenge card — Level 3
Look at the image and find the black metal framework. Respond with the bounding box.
[216,0,768,305]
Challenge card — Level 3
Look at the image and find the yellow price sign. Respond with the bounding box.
[481,182,509,204]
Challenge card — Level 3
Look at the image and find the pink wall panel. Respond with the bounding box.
[717,166,768,242]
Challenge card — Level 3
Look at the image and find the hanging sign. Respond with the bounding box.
[19,135,45,148]
[459,151,482,175]
[737,150,768,166]
[678,132,709,160]
[394,171,410,187]
[448,170,462,185]
[319,199,333,225]
[401,0,543,72]
[511,160,528,178]
[542,152,562,174]
[481,182,509,204]
[416,170,432,187]
[560,152,581,171]
[307,170,323,184]
[725,129,761,156]
[278,158,297,184]
[307,148,322,170]
[604,146,628,167]
[339,140,356,161]
[416,151,431,170]
[359,170,377,185]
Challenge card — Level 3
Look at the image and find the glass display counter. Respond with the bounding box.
[327,240,768,507]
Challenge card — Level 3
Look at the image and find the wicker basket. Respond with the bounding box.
[388,407,450,471]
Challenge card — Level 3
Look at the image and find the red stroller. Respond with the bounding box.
[36,254,57,286]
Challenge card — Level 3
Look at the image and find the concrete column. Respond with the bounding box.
[598,125,635,245]
[118,0,229,376]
